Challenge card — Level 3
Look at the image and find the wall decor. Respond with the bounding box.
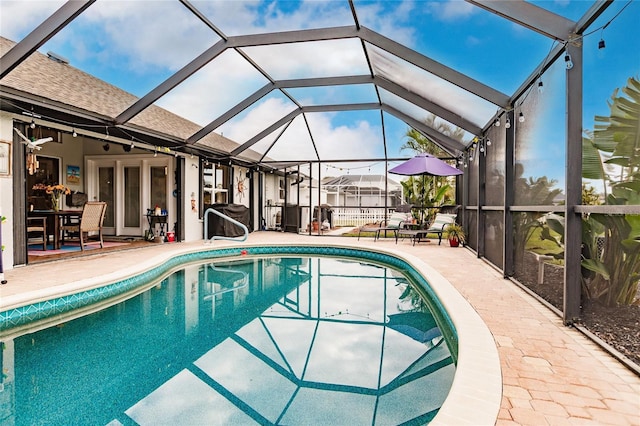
[0,141,10,176]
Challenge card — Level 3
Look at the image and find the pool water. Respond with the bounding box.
[1,256,455,425]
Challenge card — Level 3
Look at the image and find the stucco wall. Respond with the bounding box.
[184,156,203,242]
[0,112,15,270]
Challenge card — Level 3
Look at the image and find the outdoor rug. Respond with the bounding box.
[28,241,130,256]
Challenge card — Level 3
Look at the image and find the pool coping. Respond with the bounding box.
[0,241,502,425]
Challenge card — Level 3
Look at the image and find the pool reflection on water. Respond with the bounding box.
[3,256,455,425]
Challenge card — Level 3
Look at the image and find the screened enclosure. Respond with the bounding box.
[1,1,639,338]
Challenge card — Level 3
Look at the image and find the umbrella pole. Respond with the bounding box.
[421,175,426,225]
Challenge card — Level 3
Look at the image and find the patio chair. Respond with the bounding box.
[424,213,457,245]
[396,213,456,246]
[27,216,47,251]
[437,204,460,215]
[357,211,410,241]
[61,201,107,250]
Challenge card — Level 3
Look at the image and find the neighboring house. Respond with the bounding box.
[322,175,403,208]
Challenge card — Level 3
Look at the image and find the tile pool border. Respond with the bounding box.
[0,243,502,425]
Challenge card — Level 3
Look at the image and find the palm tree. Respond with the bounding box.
[399,115,462,222]
[585,76,640,306]
[400,115,465,155]
[543,77,640,306]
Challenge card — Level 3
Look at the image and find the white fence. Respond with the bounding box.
[330,207,396,227]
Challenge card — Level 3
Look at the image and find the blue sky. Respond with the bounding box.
[1,0,637,180]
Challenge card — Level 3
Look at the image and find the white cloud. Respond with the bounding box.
[218,95,383,164]
[157,49,269,125]
[195,0,354,35]
[0,0,65,41]
[426,0,476,22]
[219,96,297,144]
[466,35,482,47]
[266,112,383,163]
[79,1,218,72]
[242,38,369,80]
[351,1,416,46]
[308,113,382,160]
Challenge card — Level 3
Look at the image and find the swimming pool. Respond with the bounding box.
[0,244,501,425]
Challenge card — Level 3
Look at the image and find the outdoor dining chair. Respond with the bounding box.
[26,216,47,251]
[60,201,107,250]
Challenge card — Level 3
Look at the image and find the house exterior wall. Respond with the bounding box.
[184,155,202,242]
[263,173,282,206]
[0,112,216,270]
[0,112,15,271]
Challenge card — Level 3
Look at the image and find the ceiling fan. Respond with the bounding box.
[13,127,53,150]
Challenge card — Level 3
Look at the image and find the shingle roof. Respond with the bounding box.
[0,36,263,160]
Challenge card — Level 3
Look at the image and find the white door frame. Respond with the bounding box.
[86,154,173,236]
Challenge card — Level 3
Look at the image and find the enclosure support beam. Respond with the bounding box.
[309,163,313,235]
[503,110,515,277]
[563,42,583,325]
[477,138,486,258]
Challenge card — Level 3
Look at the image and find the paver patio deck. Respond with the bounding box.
[2,232,639,425]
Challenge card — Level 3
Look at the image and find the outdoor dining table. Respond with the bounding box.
[29,210,82,249]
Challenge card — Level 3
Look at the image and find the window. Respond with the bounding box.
[279,179,285,202]
[202,163,230,210]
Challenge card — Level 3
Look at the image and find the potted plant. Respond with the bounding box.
[446,222,466,247]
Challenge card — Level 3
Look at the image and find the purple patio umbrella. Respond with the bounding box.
[389,154,462,223]
[388,153,463,177]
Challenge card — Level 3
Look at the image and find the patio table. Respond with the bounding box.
[29,210,82,249]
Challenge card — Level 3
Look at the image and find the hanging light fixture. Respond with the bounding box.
[598,28,606,49]
[72,128,77,137]
[30,119,36,129]
[537,80,544,93]
[494,118,500,127]
[505,118,511,129]
[564,51,573,69]
[518,112,525,123]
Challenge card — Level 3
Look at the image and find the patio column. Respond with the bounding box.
[563,41,583,324]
